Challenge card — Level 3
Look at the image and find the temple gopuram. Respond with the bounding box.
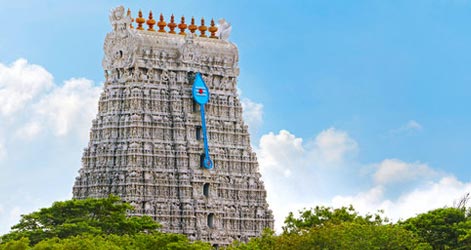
[72,6,274,247]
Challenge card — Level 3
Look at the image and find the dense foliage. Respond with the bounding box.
[282,205,385,233]
[228,206,430,250]
[1,196,161,245]
[228,206,471,250]
[0,196,211,249]
[0,233,212,250]
[400,207,471,250]
[3,197,471,249]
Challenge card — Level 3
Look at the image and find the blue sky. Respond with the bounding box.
[1,0,471,233]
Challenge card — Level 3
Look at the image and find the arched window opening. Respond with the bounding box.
[208,213,215,228]
[200,154,205,168]
[196,126,202,140]
[203,183,210,197]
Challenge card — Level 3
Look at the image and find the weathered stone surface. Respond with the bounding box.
[73,6,273,246]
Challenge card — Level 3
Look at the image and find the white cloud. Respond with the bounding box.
[332,176,471,222]
[241,97,263,134]
[0,59,53,117]
[257,128,359,230]
[0,59,101,235]
[258,128,471,232]
[373,159,437,185]
[33,78,101,137]
[259,130,304,176]
[387,176,471,220]
[15,122,42,140]
[405,120,422,131]
[332,186,388,214]
[0,59,101,140]
[311,128,358,165]
[390,120,423,135]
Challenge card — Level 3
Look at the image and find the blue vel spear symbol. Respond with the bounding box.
[192,73,213,170]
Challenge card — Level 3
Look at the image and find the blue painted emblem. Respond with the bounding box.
[192,73,213,170]
[192,73,210,105]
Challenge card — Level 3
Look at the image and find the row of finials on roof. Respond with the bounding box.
[127,9,222,39]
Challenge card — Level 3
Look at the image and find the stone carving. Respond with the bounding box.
[102,32,137,70]
[73,5,273,247]
[216,19,232,41]
[180,35,198,64]
[109,6,132,33]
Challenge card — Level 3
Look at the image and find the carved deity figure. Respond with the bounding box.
[216,19,232,40]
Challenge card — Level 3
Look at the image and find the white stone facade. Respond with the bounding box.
[72,6,274,246]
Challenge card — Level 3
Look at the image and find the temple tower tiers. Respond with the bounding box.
[72,6,274,246]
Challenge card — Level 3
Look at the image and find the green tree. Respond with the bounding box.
[299,222,430,250]
[226,228,277,250]
[283,205,385,234]
[228,206,431,250]
[400,207,471,250]
[1,196,160,245]
[228,221,430,250]
[1,233,212,250]
[0,238,29,250]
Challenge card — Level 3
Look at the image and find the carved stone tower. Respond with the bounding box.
[72,6,274,246]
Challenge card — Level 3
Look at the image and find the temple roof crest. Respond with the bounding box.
[109,6,133,33]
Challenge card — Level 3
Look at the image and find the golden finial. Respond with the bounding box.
[209,19,218,39]
[189,17,197,34]
[127,9,134,29]
[136,10,145,30]
[178,16,187,35]
[147,11,156,31]
[168,14,177,34]
[158,13,167,33]
[198,18,207,38]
